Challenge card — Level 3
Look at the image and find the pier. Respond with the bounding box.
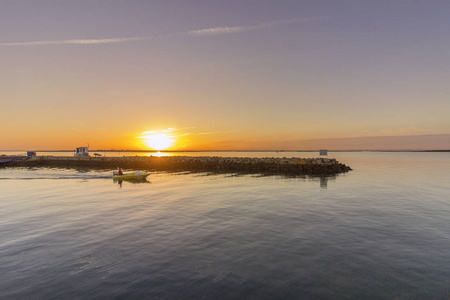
[13,155,352,176]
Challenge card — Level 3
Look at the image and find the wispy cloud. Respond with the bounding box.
[365,127,430,136]
[196,130,238,135]
[188,17,329,36]
[188,26,246,36]
[138,128,237,139]
[1,17,329,47]
[1,37,147,47]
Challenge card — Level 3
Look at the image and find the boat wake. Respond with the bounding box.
[0,175,112,180]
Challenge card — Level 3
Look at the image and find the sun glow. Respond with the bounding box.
[142,133,174,150]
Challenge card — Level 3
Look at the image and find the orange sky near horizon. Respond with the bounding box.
[2,124,449,151]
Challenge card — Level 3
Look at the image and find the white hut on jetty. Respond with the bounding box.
[74,147,89,157]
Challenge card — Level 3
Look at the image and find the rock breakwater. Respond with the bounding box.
[15,155,352,175]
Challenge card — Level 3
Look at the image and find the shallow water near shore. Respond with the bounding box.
[0,152,449,299]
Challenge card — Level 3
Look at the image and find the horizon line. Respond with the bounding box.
[2,149,449,152]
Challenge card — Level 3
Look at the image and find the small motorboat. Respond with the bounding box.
[112,171,150,180]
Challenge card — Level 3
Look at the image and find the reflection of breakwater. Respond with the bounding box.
[15,156,352,175]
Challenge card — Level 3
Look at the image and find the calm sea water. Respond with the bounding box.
[0,152,449,299]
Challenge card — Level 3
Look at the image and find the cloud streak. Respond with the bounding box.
[1,37,147,47]
[1,17,329,47]
[188,26,246,36]
[188,17,329,36]
[365,127,430,136]
[138,128,237,139]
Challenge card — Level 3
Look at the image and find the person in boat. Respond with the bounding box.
[117,167,123,176]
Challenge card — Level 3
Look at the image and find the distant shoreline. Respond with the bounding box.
[2,149,450,153]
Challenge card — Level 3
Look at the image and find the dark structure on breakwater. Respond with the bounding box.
[0,155,28,166]
[13,156,352,176]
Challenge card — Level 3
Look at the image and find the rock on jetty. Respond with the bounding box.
[14,155,352,175]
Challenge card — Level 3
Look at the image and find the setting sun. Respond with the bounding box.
[143,133,174,150]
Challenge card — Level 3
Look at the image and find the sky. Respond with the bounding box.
[1,0,449,150]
